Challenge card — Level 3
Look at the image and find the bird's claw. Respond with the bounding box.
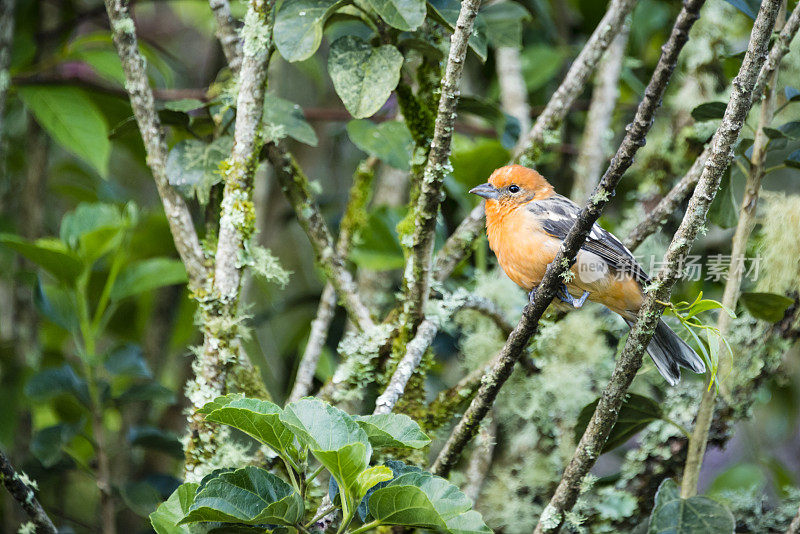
[558,284,590,309]
[528,287,537,303]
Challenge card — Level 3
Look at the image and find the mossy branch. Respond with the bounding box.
[0,449,57,534]
[103,0,209,289]
[534,1,781,530]
[624,1,800,251]
[432,0,706,483]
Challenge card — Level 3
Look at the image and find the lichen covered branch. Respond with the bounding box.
[513,0,637,164]
[103,0,208,288]
[0,0,15,169]
[0,449,57,534]
[400,0,482,326]
[534,1,781,530]
[432,0,706,482]
[209,0,243,73]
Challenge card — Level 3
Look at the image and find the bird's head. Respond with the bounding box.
[470,165,554,215]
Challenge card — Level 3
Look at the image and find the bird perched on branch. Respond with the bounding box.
[470,164,705,385]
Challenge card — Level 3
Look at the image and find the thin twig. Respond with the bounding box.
[0,449,57,534]
[289,158,377,402]
[267,143,375,332]
[400,0,482,326]
[103,0,209,289]
[571,21,630,202]
[513,0,638,163]
[463,415,496,502]
[680,1,785,498]
[432,0,706,482]
[533,1,780,531]
[209,0,242,73]
[624,1,800,250]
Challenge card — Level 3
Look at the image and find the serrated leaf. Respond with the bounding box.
[179,467,303,526]
[166,137,233,205]
[201,396,299,465]
[328,36,403,119]
[691,101,727,121]
[25,364,90,406]
[280,398,371,514]
[740,292,794,322]
[0,235,83,283]
[574,393,663,453]
[150,482,199,534]
[346,120,413,170]
[274,0,345,62]
[18,86,111,176]
[365,0,426,31]
[263,95,318,146]
[354,413,431,449]
[110,258,187,301]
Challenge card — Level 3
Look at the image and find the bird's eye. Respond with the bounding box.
[508,184,520,193]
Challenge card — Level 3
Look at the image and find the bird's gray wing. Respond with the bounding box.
[526,194,650,284]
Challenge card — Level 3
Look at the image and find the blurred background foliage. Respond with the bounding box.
[1,0,800,532]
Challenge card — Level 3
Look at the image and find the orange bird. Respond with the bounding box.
[470,164,705,385]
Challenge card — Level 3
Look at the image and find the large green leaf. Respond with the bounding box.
[691,101,727,121]
[280,398,372,513]
[346,120,413,170]
[150,482,199,534]
[31,422,81,467]
[34,280,80,333]
[708,170,739,229]
[740,292,795,322]
[274,0,344,62]
[368,471,489,533]
[18,86,111,177]
[574,393,664,453]
[200,396,299,465]
[648,478,735,533]
[263,95,318,146]
[59,203,128,262]
[364,0,425,31]
[328,36,403,119]
[25,364,90,406]
[481,2,531,49]
[110,258,188,301]
[0,235,83,283]
[179,467,304,526]
[354,413,431,449]
[166,137,233,205]
[427,0,489,62]
[129,426,184,458]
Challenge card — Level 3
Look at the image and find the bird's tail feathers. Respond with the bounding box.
[624,319,706,386]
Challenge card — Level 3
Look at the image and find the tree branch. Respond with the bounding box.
[209,0,242,73]
[788,504,800,534]
[513,0,637,163]
[400,0,482,326]
[0,0,15,174]
[103,0,209,289]
[533,1,780,530]
[571,20,630,202]
[266,143,375,332]
[432,0,706,482]
[624,1,800,250]
[0,449,57,534]
[495,46,531,134]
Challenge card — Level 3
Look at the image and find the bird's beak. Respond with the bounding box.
[469,183,499,200]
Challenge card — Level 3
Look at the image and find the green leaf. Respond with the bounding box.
[263,95,318,146]
[708,463,766,497]
[201,396,299,465]
[785,149,800,169]
[18,86,111,177]
[0,235,83,283]
[346,120,413,170]
[354,413,431,449]
[166,137,233,205]
[328,36,403,119]
[762,127,786,139]
[740,292,794,322]
[280,398,371,513]
[163,99,206,113]
[25,364,90,406]
[349,206,405,271]
[778,121,800,139]
[785,86,800,102]
[365,0,425,31]
[648,481,735,534]
[105,344,151,378]
[355,466,393,502]
[179,467,304,526]
[60,203,128,262]
[110,258,188,301]
[31,423,81,467]
[520,44,566,93]
[691,102,727,121]
[274,0,345,62]
[34,280,80,333]
[129,426,184,458]
[708,170,739,229]
[117,382,175,404]
[722,0,760,19]
[481,2,531,49]
[150,482,199,534]
[368,471,489,533]
[574,393,663,453]
[427,0,489,62]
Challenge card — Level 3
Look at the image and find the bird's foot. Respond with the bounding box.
[528,286,538,303]
[572,290,590,309]
[558,284,590,309]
